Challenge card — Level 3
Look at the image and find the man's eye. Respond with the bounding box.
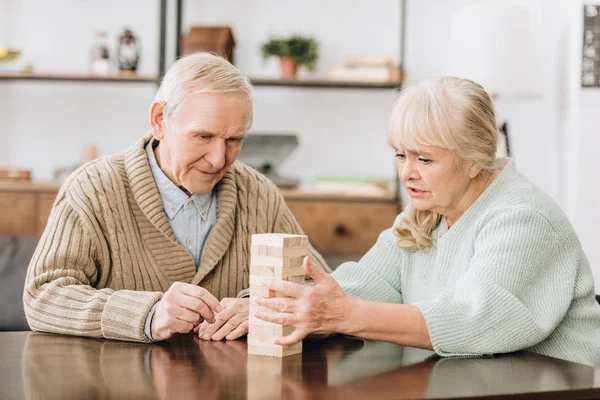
[395,153,406,159]
[418,158,431,164]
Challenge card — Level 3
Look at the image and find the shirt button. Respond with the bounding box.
[201,209,207,216]
[188,201,195,207]
[169,206,175,212]
[186,238,193,245]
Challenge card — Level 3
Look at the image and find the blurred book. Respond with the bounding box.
[0,48,32,72]
[0,169,32,183]
[329,55,402,83]
[301,176,394,197]
[340,55,393,68]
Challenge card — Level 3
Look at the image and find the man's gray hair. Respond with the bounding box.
[154,52,253,126]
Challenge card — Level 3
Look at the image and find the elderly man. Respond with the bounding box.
[23,53,328,343]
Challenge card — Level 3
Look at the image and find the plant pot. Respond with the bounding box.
[279,56,298,80]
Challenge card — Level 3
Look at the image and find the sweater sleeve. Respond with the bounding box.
[413,208,575,357]
[331,217,404,304]
[23,195,162,343]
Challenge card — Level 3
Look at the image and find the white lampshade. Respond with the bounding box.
[444,5,541,98]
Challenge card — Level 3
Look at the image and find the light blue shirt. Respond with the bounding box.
[144,139,218,340]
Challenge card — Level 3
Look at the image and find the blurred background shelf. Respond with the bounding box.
[0,72,158,83]
[249,77,402,90]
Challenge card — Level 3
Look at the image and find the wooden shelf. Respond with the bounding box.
[279,188,398,203]
[0,72,158,83]
[249,77,402,90]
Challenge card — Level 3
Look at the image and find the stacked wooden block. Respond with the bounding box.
[248,233,308,357]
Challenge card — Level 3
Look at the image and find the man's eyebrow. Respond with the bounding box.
[188,130,216,138]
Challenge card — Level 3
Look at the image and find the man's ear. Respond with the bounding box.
[150,102,166,141]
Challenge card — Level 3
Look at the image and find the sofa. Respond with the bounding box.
[0,236,37,331]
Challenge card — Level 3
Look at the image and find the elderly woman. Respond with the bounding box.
[255,76,600,366]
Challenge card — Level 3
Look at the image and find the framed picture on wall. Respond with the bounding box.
[582,4,600,87]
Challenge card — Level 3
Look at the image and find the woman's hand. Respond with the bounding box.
[254,256,355,346]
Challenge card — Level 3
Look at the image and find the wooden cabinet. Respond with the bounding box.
[0,183,60,238]
[0,183,401,257]
[282,191,401,256]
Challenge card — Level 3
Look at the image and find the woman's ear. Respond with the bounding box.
[149,102,166,140]
[468,164,483,179]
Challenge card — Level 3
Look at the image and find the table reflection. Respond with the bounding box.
[20,333,595,400]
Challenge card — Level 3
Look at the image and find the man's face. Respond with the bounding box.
[151,90,251,194]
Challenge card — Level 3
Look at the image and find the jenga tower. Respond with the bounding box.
[248,233,308,357]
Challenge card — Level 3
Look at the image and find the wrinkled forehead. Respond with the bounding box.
[174,90,253,130]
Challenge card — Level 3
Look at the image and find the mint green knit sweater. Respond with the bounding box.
[333,159,600,366]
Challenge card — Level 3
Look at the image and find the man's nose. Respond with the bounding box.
[204,139,226,170]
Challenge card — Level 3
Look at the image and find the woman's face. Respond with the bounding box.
[394,145,480,222]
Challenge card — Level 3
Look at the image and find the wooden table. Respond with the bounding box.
[1,332,599,399]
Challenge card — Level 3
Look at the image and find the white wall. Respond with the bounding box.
[561,0,600,287]
[0,0,159,175]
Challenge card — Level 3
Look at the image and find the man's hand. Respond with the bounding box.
[151,282,223,342]
[195,297,249,341]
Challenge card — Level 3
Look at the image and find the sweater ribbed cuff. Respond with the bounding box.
[101,290,163,343]
[413,299,482,358]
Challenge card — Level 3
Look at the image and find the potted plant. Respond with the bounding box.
[261,35,319,79]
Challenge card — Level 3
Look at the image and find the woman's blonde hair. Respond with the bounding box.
[388,76,499,250]
[154,52,254,128]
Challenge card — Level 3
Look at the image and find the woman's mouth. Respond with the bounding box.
[407,187,427,197]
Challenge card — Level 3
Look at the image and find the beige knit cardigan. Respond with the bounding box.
[23,134,328,342]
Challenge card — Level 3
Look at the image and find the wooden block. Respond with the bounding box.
[249,275,304,292]
[249,323,295,340]
[251,245,308,258]
[249,315,281,327]
[248,341,302,357]
[249,304,283,327]
[285,275,305,284]
[251,233,308,247]
[251,254,304,268]
[250,265,305,278]
[249,284,280,298]
[248,331,297,346]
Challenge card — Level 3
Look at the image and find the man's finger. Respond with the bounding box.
[171,317,195,334]
[174,306,203,325]
[275,328,306,346]
[196,320,210,337]
[179,284,223,313]
[303,256,328,283]
[211,313,245,341]
[201,306,235,340]
[178,295,215,324]
[225,320,249,340]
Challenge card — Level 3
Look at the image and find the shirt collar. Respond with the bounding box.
[146,139,213,220]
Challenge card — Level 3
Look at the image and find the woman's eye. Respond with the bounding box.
[418,158,431,164]
[395,153,406,159]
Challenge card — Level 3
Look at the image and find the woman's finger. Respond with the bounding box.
[254,309,294,326]
[275,328,307,346]
[254,297,296,313]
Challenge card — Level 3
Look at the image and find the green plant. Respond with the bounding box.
[261,35,319,71]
